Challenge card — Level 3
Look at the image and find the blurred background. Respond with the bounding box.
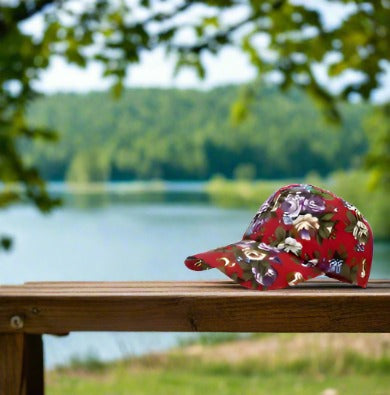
[0,1,389,394]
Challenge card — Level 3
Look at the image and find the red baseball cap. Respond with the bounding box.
[185,184,373,290]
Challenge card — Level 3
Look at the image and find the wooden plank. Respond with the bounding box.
[0,281,389,333]
[0,334,24,395]
[20,276,390,287]
[23,335,44,395]
[0,334,43,395]
[0,281,389,296]
[17,279,390,288]
[1,279,390,292]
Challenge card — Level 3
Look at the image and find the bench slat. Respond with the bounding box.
[0,280,389,333]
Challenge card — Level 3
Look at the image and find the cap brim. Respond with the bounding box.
[185,240,323,291]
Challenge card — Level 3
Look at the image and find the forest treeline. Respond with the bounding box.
[26,85,371,182]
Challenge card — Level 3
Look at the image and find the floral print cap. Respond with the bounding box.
[185,184,373,290]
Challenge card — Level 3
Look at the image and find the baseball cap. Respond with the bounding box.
[185,184,373,290]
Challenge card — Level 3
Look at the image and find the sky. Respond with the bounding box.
[21,1,390,103]
[35,47,257,92]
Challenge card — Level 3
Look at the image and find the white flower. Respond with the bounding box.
[353,221,368,242]
[288,272,304,286]
[277,237,302,256]
[293,214,320,240]
[344,200,363,217]
[243,249,266,261]
[293,214,320,231]
[235,240,256,249]
[302,259,318,268]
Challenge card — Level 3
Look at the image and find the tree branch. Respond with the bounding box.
[0,0,54,37]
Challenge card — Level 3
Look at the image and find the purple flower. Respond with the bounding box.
[355,243,365,252]
[281,193,305,218]
[256,190,277,215]
[300,229,310,240]
[252,266,277,287]
[257,242,282,254]
[329,258,343,274]
[249,216,268,234]
[257,202,270,215]
[270,256,282,264]
[235,240,257,249]
[302,195,325,213]
[317,258,331,272]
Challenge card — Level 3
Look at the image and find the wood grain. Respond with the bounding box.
[0,280,389,333]
[0,334,44,395]
[0,334,24,395]
[23,335,44,395]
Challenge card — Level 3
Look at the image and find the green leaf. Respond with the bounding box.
[111,80,123,98]
[345,224,355,232]
[346,210,357,225]
[230,272,238,282]
[321,213,334,221]
[321,192,334,200]
[350,265,358,285]
[241,271,253,281]
[275,226,286,242]
[0,236,12,251]
[319,227,329,239]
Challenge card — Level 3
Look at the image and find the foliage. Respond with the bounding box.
[363,103,390,187]
[57,352,107,374]
[26,85,370,182]
[177,333,248,347]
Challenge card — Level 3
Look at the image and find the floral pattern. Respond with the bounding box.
[185,183,374,291]
[277,237,302,255]
[293,214,319,240]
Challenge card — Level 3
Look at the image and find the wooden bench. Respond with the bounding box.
[1,279,389,394]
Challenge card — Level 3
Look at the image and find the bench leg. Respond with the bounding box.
[0,334,44,395]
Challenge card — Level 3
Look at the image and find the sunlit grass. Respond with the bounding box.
[47,370,390,395]
[47,333,390,395]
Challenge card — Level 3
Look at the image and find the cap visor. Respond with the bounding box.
[185,240,323,291]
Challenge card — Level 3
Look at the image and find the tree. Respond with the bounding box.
[0,0,389,247]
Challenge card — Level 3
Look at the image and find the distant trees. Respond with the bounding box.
[66,151,111,183]
[27,85,370,182]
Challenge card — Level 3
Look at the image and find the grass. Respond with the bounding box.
[47,333,390,395]
[47,370,390,395]
[56,351,107,374]
[176,332,251,347]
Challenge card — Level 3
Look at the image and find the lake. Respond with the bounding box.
[1,182,389,368]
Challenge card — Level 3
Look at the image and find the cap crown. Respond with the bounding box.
[243,184,373,286]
